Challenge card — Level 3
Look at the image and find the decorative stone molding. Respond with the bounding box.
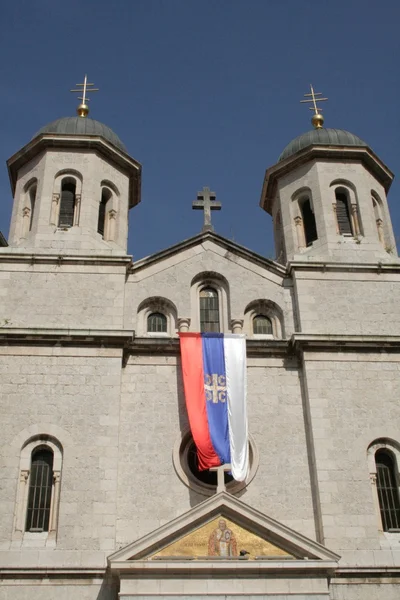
[73,193,82,226]
[294,215,306,249]
[50,193,60,226]
[173,430,259,497]
[177,317,191,332]
[376,218,384,244]
[332,203,339,235]
[351,203,361,236]
[230,318,244,334]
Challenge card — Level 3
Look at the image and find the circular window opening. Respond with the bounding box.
[187,441,234,486]
[174,431,258,496]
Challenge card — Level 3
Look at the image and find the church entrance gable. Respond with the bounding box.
[109,492,338,598]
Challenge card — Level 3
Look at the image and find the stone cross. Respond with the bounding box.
[192,186,221,232]
[210,464,232,493]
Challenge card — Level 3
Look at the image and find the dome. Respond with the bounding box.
[34,117,127,152]
[279,128,367,162]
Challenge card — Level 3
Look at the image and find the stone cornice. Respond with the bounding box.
[0,567,105,579]
[260,145,394,214]
[288,260,400,274]
[291,333,400,353]
[130,231,286,278]
[7,135,142,208]
[111,558,338,576]
[1,331,400,356]
[0,328,134,347]
[0,251,132,267]
[126,337,291,358]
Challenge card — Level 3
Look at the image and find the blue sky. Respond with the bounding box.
[0,1,399,259]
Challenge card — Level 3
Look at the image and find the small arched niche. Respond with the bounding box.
[98,180,120,241]
[137,296,178,337]
[21,178,38,238]
[244,299,284,339]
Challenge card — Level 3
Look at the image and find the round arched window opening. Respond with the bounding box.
[174,432,259,496]
[187,441,234,486]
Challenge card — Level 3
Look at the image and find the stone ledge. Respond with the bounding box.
[111,558,337,576]
[288,261,400,273]
[0,251,132,266]
[291,333,400,353]
[0,567,105,579]
[0,328,134,346]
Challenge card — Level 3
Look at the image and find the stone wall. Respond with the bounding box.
[294,270,400,335]
[0,261,127,329]
[304,351,400,565]
[0,347,122,560]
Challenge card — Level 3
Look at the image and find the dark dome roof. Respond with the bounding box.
[34,117,127,152]
[279,128,367,162]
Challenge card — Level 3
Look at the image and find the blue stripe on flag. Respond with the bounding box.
[201,333,231,465]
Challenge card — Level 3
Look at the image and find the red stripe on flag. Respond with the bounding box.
[179,333,221,471]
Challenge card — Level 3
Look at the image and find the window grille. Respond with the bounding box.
[376,449,400,531]
[147,312,167,333]
[336,191,353,235]
[200,287,220,333]
[300,198,318,246]
[253,314,272,335]
[59,180,76,227]
[25,448,54,532]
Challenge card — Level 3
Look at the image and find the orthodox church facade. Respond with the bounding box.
[0,91,400,600]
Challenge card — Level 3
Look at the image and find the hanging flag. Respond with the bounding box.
[179,332,248,482]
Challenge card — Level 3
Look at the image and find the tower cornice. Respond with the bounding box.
[260,145,394,215]
[7,134,142,208]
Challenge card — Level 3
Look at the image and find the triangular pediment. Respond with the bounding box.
[109,492,339,566]
[130,231,286,281]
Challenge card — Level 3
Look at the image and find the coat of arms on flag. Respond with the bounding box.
[179,332,249,482]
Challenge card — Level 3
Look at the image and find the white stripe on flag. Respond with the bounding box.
[224,334,248,482]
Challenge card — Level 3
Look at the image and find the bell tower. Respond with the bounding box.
[260,86,396,264]
[6,76,141,255]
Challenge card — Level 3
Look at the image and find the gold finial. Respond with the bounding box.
[300,84,328,129]
[70,74,99,118]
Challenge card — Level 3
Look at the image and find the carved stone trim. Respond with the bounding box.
[50,193,60,226]
[294,216,306,249]
[177,318,191,332]
[230,318,244,334]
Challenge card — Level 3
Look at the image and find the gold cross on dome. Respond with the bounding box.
[300,84,328,129]
[70,74,99,118]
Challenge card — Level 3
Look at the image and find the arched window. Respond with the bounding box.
[25,447,54,532]
[375,449,400,531]
[299,198,318,246]
[58,178,76,228]
[372,194,385,246]
[335,190,353,235]
[200,287,220,333]
[98,188,112,237]
[147,312,167,333]
[28,183,37,231]
[253,314,272,335]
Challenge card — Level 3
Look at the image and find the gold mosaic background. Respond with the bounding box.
[151,516,291,559]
